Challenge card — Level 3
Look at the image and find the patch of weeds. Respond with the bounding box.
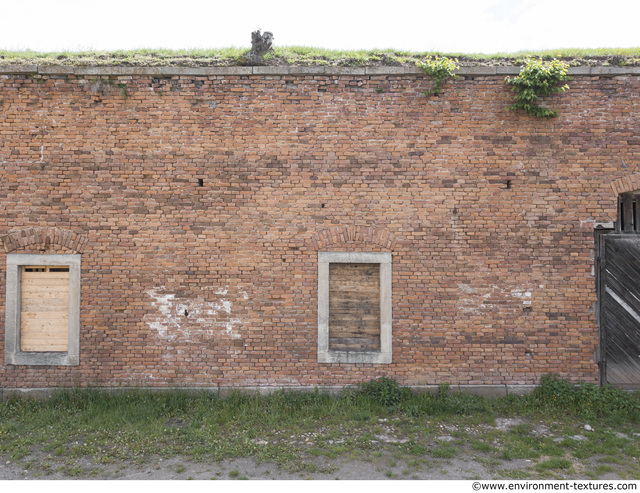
[533,374,640,421]
[324,444,348,459]
[404,441,428,456]
[571,445,597,460]
[406,459,422,468]
[228,469,239,478]
[431,446,457,459]
[391,450,406,461]
[535,458,573,472]
[500,439,540,461]
[512,423,534,434]
[176,465,186,473]
[358,432,374,443]
[10,446,32,460]
[500,433,564,461]
[595,464,615,475]
[623,443,640,457]
[475,456,502,468]
[60,464,83,477]
[353,410,371,422]
[598,455,627,465]
[471,440,493,453]
[357,377,411,408]
[385,470,396,478]
[538,441,565,457]
[497,469,531,480]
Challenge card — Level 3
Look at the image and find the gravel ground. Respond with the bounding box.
[0,453,537,480]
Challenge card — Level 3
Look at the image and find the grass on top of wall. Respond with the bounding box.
[0,47,639,67]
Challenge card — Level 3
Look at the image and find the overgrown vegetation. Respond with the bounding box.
[0,47,639,67]
[505,58,571,117]
[417,56,459,96]
[0,375,638,479]
[534,374,638,418]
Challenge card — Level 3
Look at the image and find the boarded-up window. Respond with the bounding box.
[20,266,70,352]
[5,254,81,366]
[318,252,392,364]
[329,263,381,352]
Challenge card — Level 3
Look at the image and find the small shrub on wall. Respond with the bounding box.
[417,56,459,96]
[505,58,570,117]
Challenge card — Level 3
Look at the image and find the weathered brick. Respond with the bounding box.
[0,67,637,390]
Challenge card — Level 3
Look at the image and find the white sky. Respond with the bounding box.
[0,0,638,54]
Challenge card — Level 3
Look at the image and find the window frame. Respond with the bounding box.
[317,252,392,364]
[5,254,81,366]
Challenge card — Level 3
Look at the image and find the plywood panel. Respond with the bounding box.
[329,263,380,351]
[21,268,69,352]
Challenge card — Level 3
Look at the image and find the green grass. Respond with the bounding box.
[535,458,573,472]
[0,376,638,478]
[0,47,639,67]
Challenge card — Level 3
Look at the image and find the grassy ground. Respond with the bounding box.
[0,47,639,67]
[0,376,639,479]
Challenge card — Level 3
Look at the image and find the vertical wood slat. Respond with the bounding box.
[623,195,634,231]
[21,266,69,352]
[329,263,381,351]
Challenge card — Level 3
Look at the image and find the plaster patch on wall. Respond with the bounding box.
[580,218,604,229]
[511,289,532,305]
[145,287,244,342]
[458,283,478,294]
[126,370,163,383]
[458,284,536,313]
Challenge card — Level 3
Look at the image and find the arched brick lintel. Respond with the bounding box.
[2,227,89,254]
[611,174,640,196]
[309,225,398,252]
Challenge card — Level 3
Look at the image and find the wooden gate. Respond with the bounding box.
[598,234,640,389]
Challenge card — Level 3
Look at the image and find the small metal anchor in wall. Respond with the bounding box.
[246,29,274,64]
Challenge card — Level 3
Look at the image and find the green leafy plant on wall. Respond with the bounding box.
[417,56,459,96]
[505,58,570,117]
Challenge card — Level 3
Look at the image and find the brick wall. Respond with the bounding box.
[0,65,639,390]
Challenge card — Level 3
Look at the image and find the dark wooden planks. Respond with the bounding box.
[601,236,640,388]
[329,263,381,351]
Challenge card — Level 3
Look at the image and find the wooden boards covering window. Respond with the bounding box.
[20,266,70,352]
[328,263,381,352]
